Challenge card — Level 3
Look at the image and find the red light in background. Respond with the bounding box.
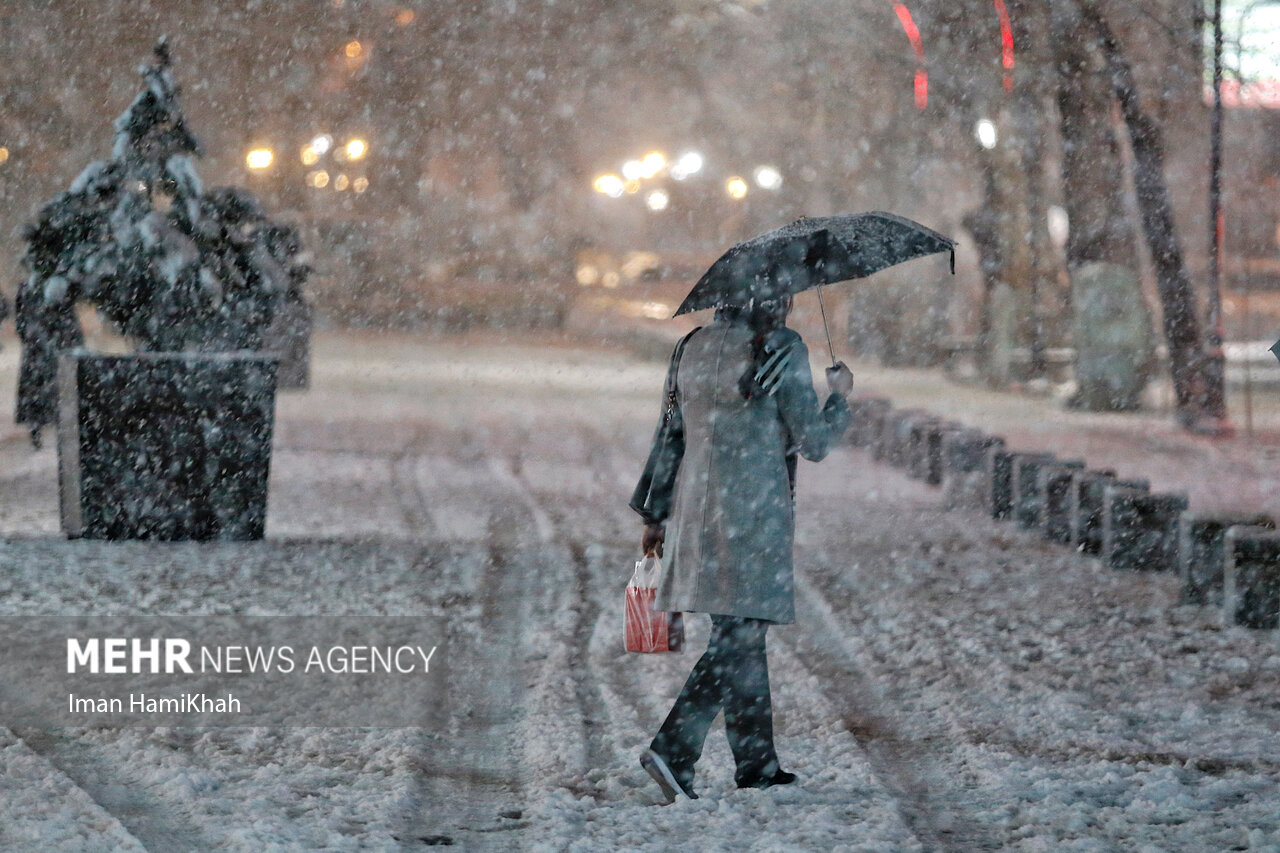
[893,3,928,110]
[993,0,1015,93]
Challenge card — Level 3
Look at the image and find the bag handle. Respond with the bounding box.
[631,554,662,589]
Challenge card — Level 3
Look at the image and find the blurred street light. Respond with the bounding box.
[0,147,9,165]
[344,138,368,160]
[639,151,666,178]
[334,174,350,191]
[754,165,782,190]
[726,177,748,199]
[622,159,645,181]
[345,40,363,59]
[353,176,369,193]
[300,145,320,166]
[975,118,998,149]
[246,148,274,170]
[594,174,625,197]
[646,189,669,211]
[311,134,333,155]
[1047,205,1069,250]
[308,170,330,188]
[671,151,703,180]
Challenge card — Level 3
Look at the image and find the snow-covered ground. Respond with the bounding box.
[1,328,1278,851]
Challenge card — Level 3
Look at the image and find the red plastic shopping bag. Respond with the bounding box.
[625,555,683,653]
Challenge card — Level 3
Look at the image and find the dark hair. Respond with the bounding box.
[715,294,792,334]
[720,295,793,398]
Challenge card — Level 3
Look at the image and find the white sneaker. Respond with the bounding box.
[640,748,697,802]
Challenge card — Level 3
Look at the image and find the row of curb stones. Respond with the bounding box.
[846,397,1280,631]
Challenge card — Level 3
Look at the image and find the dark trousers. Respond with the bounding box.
[650,614,779,787]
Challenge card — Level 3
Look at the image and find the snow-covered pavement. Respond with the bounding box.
[1,329,1278,851]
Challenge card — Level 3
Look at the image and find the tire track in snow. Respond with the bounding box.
[8,726,220,852]
[503,423,622,792]
[792,573,1002,851]
[0,726,150,852]
[392,430,539,847]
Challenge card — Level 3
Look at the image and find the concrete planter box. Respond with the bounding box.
[266,297,312,390]
[57,351,278,541]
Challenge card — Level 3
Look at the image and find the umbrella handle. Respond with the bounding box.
[816,285,837,366]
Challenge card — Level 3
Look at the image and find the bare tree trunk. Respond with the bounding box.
[1083,1,1228,431]
[1010,0,1068,373]
[1052,3,1138,268]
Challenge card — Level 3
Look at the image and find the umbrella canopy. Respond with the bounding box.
[674,211,955,317]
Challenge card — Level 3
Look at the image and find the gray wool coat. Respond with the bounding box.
[653,320,851,624]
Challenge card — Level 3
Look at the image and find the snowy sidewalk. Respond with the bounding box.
[0,328,1278,851]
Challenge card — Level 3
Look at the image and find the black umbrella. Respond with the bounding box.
[675,211,956,361]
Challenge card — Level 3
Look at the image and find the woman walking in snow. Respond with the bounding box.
[630,293,853,801]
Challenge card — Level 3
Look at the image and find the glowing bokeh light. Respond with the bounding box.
[353,176,369,193]
[345,139,368,160]
[753,166,782,190]
[671,151,704,180]
[726,177,748,199]
[245,148,274,170]
[593,174,625,197]
[345,40,363,59]
[975,119,998,149]
[640,151,666,179]
[646,189,670,211]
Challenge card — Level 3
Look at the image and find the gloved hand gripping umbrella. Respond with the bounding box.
[674,211,956,364]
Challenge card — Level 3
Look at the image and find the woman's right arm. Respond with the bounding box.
[773,334,852,462]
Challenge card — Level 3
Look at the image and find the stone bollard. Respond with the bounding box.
[986,449,1053,522]
[1013,455,1082,530]
[922,423,966,487]
[877,410,928,469]
[907,419,961,483]
[942,431,1005,511]
[1179,512,1275,606]
[985,447,1017,520]
[905,417,943,480]
[1223,526,1280,629]
[848,397,891,449]
[1039,461,1089,542]
[872,408,910,463]
[1069,470,1147,554]
[1101,486,1189,572]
